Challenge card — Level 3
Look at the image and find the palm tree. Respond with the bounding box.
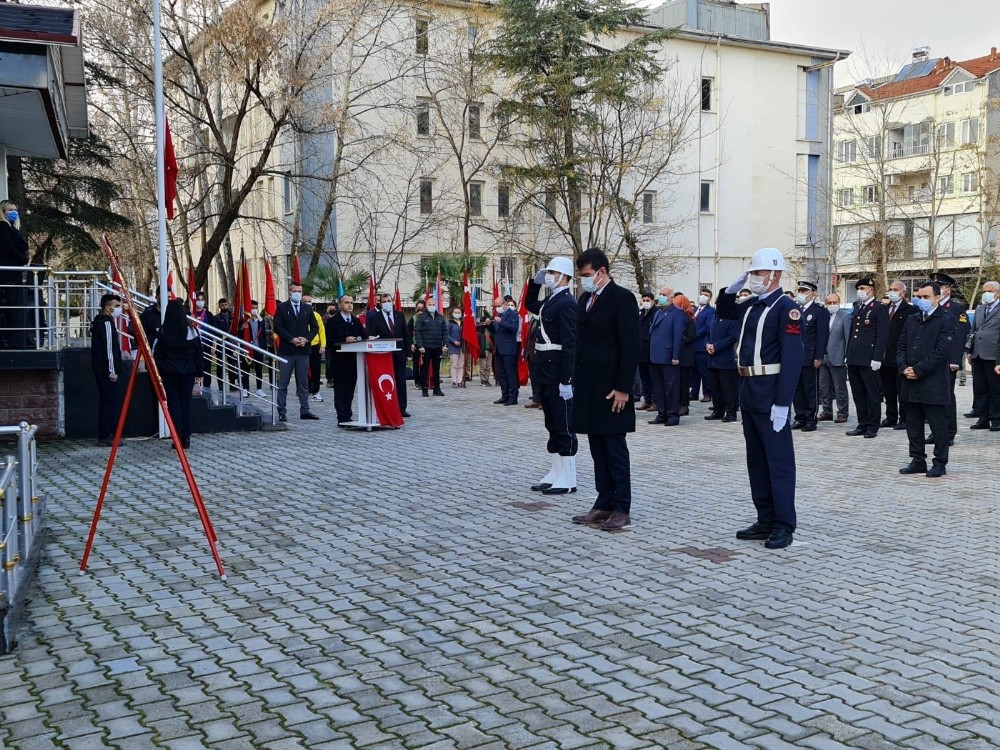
[303,266,370,303]
[411,252,489,310]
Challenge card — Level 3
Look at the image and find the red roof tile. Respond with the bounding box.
[861,48,1000,101]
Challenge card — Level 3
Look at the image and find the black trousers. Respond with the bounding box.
[496,353,518,403]
[946,369,958,439]
[971,357,1000,424]
[202,351,215,389]
[848,364,882,433]
[651,363,680,422]
[309,344,323,394]
[587,433,631,514]
[637,362,653,403]
[679,366,693,409]
[393,360,408,412]
[906,401,948,467]
[880,365,905,424]
[420,347,442,391]
[691,350,712,398]
[793,365,820,425]
[333,362,358,422]
[249,350,273,391]
[95,375,122,440]
[539,382,576,455]
[742,409,796,532]
[163,372,195,442]
[708,367,738,416]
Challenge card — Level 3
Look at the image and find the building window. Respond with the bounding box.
[467,24,478,55]
[499,256,516,285]
[838,189,854,206]
[641,258,656,286]
[864,136,881,159]
[282,175,292,214]
[642,191,654,223]
[962,172,978,192]
[701,77,713,111]
[469,181,483,216]
[498,184,510,218]
[937,175,953,196]
[699,180,713,213]
[798,68,820,140]
[544,190,556,218]
[962,117,979,145]
[937,121,955,148]
[837,140,857,163]
[415,18,429,56]
[495,108,511,142]
[852,102,870,115]
[468,104,481,140]
[944,80,974,96]
[419,179,433,214]
[862,185,878,204]
[416,99,430,136]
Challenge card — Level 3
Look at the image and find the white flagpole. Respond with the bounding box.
[153,0,168,322]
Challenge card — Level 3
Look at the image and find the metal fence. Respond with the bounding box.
[0,422,43,654]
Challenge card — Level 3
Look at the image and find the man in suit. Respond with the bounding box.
[636,292,657,410]
[819,293,852,424]
[898,281,959,478]
[967,281,1000,431]
[525,257,578,495]
[569,248,640,532]
[272,283,319,422]
[690,289,716,402]
[647,287,687,426]
[489,297,521,405]
[414,300,447,397]
[881,280,916,429]
[791,281,829,432]
[846,276,889,438]
[366,292,411,418]
[328,294,366,425]
[705,291,740,422]
[91,293,124,446]
[929,272,969,445]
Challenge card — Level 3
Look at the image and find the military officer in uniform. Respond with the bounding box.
[791,281,829,431]
[726,248,804,550]
[845,276,889,438]
[525,257,578,495]
[927,272,968,445]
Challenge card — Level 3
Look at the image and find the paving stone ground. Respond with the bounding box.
[1,381,998,750]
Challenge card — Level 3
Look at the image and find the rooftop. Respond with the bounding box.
[856,46,1000,102]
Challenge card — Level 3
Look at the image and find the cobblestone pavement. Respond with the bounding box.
[1,381,999,750]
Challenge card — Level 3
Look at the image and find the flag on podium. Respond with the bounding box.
[461,268,479,362]
[366,353,405,427]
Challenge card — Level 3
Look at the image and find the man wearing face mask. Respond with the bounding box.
[329,294,366,424]
[273,283,320,422]
[725,247,803,550]
[898,281,958,477]
[647,287,686,426]
[569,248,640,532]
[690,288,716,403]
[91,293,124,446]
[791,281,829,432]
[928,272,969,446]
[845,277,889,439]
[489,296,521,405]
[881,280,916,429]
[525,257,578,495]
[414,299,448,397]
[818,293,852,424]
[191,292,216,390]
[244,301,274,396]
[637,292,657,410]
[966,281,1000,431]
[366,292,411,417]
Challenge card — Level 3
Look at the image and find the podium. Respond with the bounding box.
[337,339,403,430]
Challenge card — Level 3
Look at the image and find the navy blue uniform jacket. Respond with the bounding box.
[525,281,577,386]
[708,317,739,369]
[737,289,804,412]
[799,302,830,363]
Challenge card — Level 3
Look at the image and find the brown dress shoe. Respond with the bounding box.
[700,396,712,403]
[600,511,632,531]
[572,509,611,525]
[524,401,542,409]
[640,402,654,411]
[834,415,848,424]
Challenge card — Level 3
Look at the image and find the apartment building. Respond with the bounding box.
[206,0,846,304]
[832,47,1000,296]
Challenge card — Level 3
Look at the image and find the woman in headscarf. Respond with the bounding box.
[155,299,204,449]
[673,293,697,416]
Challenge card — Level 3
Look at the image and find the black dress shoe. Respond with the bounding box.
[765,528,793,549]
[924,434,935,444]
[893,423,907,430]
[648,417,666,424]
[301,412,320,420]
[801,424,817,432]
[665,419,679,426]
[505,401,518,406]
[926,465,947,478]
[722,414,738,422]
[493,398,506,404]
[991,426,1000,432]
[880,419,897,428]
[845,427,865,436]
[964,411,980,418]
[542,486,576,495]
[704,413,723,420]
[401,411,411,418]
[678,408,689,416]
[791,421,805,430]
[531,482,552,492]
[278,413,287,422]
[864,431,878,438]
[899,462,928,474]
[736,523,772,540]
[433,389,445,396]
[970,421,991,430]
[422,390,429,397]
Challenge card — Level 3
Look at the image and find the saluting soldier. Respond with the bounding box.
[791,281,829,432]
[525,257,578,495]
[928,272,968,446]
[845,276,889,438]
[725,247,804,550]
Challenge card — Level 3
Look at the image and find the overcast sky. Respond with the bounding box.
[765,0,999,83]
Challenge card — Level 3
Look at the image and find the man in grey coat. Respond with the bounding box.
[967,281,1000,430]
[818,292,851,424]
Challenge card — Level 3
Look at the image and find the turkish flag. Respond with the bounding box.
[461,268,479,361]
[164,116,179,220]
[517,279,530,386]
[366,353,404,427]
[264,259,277,316]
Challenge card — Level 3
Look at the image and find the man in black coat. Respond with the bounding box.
[898,281,959,477]
[91,293,124,446]
[272,283,319,422]
[791,281,830,431]
[366,292,411,418]
[569,248,640,532]
[637,291,656,409]
[928,272,969,444]
[328,294,366,425]
[881,280,916,428]
[845,276,889,438]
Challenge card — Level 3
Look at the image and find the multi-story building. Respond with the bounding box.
[200,0,846,306]
[832,47,1000,297]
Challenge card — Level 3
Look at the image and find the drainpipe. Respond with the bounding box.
[712,35,721,295]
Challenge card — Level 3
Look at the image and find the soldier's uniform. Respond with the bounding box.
[930,272,969,443]
[791,281,830,431]
[845,276,889,438]
[525,258,578,494]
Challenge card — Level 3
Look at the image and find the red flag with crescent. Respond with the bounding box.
[366,352,404,427]
[461,268,479,361]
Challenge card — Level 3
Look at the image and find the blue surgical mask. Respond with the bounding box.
[290,292,303,303]
[5,211,18,224]
[911,297,933,314]
[982,292,996,305]
[656,295,669,307]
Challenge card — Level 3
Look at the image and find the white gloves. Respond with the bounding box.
[559,383,573,400]
[871,360,881,371]
[770,404,789,432]
[725,272,749,294]
[533,269,547,284]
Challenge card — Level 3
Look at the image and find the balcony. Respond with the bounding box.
[889,143,930,159]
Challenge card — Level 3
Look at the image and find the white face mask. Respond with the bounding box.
[745,274,770,296]
[251,309,260,318]
[640,301,652,310]
[736,294,753,305]
[543,273,560,290]
[580,276,597,293]
[111,306,123,318]
[982,291,996,305]
[795,293,807,305]
[887,291,901,303]
[453,312,462,320]
[826,304,840,313]
[698,295,709,306]
[196,299,206,309]
[382,302,393,313]
[856,289,869,303]
[290,292,303,303]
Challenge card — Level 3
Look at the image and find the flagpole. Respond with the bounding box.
[153,0,168,322]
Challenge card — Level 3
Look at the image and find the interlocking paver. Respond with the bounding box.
[1,386,999,748]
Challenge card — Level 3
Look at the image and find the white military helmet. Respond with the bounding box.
[546,256,575,278]
[746,247,786,272]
